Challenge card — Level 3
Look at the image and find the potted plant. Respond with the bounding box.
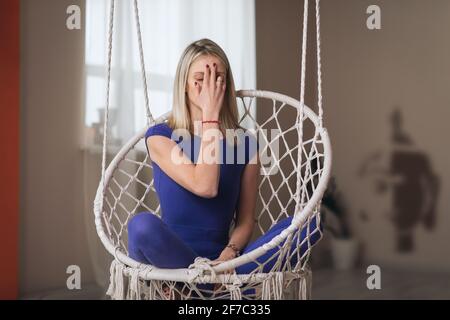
[322,177,359,270]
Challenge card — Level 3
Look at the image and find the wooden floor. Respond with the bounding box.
[312,268,450,300]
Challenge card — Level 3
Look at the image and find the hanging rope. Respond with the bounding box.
[100,0,116,206]
[299,0,309,106]
[101,0,154,204]
[133,0,154,124]
[294,0,309,216]
[315,0,324,127]
[294,0,324,216]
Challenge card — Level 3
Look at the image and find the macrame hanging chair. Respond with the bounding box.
[93,0,332,300]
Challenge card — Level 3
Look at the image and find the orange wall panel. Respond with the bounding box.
[0,0,20,299]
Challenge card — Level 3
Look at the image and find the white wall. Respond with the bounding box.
[20,0,101,295]
[319,0,450,272]
[256,0,450,272]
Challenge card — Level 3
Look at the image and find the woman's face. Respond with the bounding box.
[185,54,227,111]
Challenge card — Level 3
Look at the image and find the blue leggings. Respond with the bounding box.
[128,212,322,274]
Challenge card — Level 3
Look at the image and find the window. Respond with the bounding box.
[84,0,256,148]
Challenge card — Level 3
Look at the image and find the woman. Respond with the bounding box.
[127,38,321,291]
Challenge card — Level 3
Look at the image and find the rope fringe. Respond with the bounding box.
[261,272,284,300]
[225,283,242,300]
[224,275,243,300]
[106,260,125,300]
[126,267,141,300]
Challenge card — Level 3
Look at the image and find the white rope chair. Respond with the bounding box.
[93,0,332,300]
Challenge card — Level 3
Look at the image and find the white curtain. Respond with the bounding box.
[84,0,256,148]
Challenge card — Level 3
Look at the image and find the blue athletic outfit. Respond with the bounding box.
[128,122,322,274]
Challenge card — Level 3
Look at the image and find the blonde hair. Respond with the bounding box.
[168,38,241,138]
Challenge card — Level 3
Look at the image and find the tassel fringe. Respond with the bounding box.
[106,260,311,300]
[261,272,284,300]
[106,260,125,300]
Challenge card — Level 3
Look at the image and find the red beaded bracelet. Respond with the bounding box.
[202,120,220,125]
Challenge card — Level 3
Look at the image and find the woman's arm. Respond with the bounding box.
[215,151,260,263]
[147,122,222,198]
[147,63,225,198]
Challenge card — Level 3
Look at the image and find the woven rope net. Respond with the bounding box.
[94,90,331,300]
